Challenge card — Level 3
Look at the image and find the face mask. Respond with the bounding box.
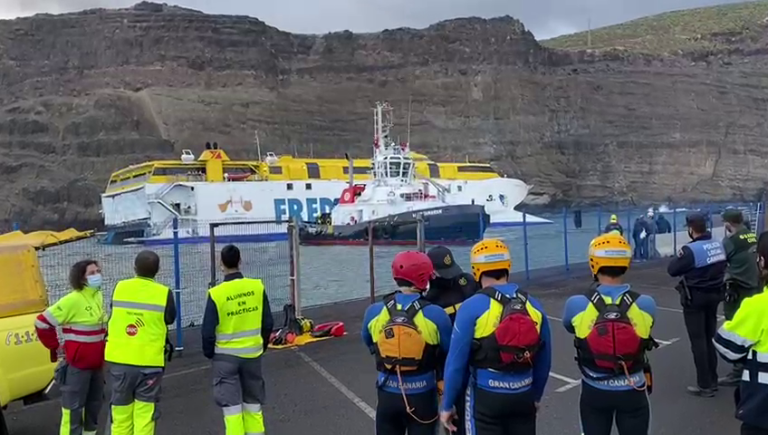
[86,274,103,290]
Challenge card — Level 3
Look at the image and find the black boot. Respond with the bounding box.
[718,364,743,387]
[687,386,716,397]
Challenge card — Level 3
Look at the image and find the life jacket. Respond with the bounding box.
[374,295,438,375]
[471,287,542,372]
[575,290,652,377]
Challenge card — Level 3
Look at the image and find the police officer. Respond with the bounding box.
[667,212,726,397]
[714,231,768,435]
[718,209,760,387]
[202,245,274,435]
[35,260,107,435]
[424,245,478,323]
[105,251,176,435]
[604,214,624,236]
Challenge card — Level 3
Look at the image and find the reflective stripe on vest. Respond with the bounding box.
[47,287,107,343]
[105,277,169,367]
[209,278,265,359]
[687,239,726,268]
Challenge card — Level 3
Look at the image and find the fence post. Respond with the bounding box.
[172,218,184,353]
[673,205,678,255]
[597,206,603,236]
[523,211,530,281]
[563,207,570,272]
[368,221,375,303]
[209,223,217,289]
[416,216,425,252]
[708,203,713,232]
[12,222,19,231]
[292,219,302,317]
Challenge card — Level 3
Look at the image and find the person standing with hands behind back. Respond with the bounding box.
[667,212,726,397]
[202,244,274,435]
[718,209,760,387]
[105,250,176,435]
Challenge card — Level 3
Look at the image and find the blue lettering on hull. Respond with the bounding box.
[274,197,337,222]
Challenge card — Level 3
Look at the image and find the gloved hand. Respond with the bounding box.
[725,291,737,303]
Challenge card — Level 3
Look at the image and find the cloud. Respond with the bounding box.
[0,0,757,39]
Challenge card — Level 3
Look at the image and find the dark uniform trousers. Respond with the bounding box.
[683,292,721,389]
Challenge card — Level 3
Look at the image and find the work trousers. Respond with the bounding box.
[465,385,537,435]
[106,363,164,435]
[58,363,105,435]
[742,423,768,435]
[213,355,266,435]
[376,389,438,435]
[683,293,721,390]
[579,382,650,435]
[0,403,8,435]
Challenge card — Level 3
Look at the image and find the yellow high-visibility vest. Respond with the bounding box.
[105,277,169,367]
[209,278,265,358]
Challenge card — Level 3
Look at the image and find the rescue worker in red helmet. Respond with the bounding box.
[562,233,657,435]
[35,260,107,435]
[362,251,452,435]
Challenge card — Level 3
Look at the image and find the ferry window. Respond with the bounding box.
[427,163,440,178]
[269,166,283,175]
[305,183,312,190]
[306,162,321,179]
[153,167,206,176]
[458,185,463,192]
[343,167,371,175]
[388,161,403,178]
[457,165,496,173]
[287,183,293,191]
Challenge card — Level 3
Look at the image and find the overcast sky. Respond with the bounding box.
[0,0,756,40]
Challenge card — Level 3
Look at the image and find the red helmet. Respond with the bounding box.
[391,251,434,290]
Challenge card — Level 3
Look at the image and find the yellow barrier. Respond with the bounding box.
[0,228,93,250]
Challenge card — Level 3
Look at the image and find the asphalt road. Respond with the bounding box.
[4,260,742,435]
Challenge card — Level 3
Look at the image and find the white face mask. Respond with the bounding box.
[86,274,103,290]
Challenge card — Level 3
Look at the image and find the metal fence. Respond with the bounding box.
[32,200,764,342]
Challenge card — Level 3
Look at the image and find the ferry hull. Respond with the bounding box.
[298,205,489,246]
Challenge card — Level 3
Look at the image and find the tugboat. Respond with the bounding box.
[299,102,490,246]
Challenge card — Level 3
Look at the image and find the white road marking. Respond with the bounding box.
[295,348,377,420]
[656,338,681,349]
[547,315,563,322]
[554,382,581,393]
[657,305,725,321]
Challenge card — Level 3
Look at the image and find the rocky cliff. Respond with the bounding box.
[1,2,767,231]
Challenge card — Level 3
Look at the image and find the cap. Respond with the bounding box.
[427,245,463,279]
[722,208,744,224]
[685,212,707,227]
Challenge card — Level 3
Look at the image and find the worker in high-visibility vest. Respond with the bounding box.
[202,244,274,435]
[104,250,176,435]
[34,259,108,435]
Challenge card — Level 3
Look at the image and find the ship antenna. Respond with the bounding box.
[254,130,262,163]
[406,95,412,147]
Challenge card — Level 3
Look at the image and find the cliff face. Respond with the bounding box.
[1,2,767,231]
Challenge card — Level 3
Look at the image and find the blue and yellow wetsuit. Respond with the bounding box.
[363,292,452,435]
[441,283,552,435]
[562,284,657,435]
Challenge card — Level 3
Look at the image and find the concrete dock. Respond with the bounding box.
[4,260,741,434]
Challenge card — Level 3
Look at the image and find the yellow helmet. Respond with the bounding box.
[470,239,512,281]
[588,233,632,277]
[610,214,618,223]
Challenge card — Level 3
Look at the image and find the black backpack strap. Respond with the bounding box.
[404,298,429,318]
[617,290,640,315]
[479,286,513,305]
[515,290,529,305]
[586,290,607,313]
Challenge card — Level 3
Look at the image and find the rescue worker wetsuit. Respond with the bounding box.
[563,234,657,435]
[363,251,452,435]
[719,210,760,386]
[35,261,107,435]
[105,251,176,435]
[604,214,624,236]
[667,213,726,397]
[202,244,274,435]
[441,239,552,435]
